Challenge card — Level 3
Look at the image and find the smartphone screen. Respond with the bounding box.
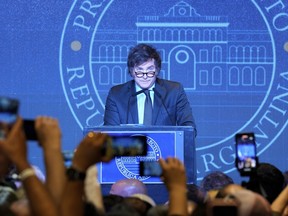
[103,134,148,157]
[139,161,162,176]
[0,97,19,139]
[235,133,257,174]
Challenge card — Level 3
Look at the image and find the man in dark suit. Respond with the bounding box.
[104,43,197,134]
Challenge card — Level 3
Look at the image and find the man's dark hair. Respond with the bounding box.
[200,171,234,192]
[186,183,206,204]
[246,162,286,203]
[103,194,124,213]
[127,43,161,74]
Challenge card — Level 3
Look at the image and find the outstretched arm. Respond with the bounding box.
[0,117,58,216]
[84,165,105,215]
[271,185,288,215]
[159,157,188,216]
[60,132,112,216]
[35,116,65,206]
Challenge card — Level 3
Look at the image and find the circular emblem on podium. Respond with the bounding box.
[115,136,161,180]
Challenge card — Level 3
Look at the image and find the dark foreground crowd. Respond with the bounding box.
[0,116,288,216]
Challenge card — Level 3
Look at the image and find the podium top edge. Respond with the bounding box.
[83,125,195,133]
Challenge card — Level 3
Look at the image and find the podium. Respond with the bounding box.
[83,125,196,203]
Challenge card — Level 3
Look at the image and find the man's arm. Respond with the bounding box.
[0,117,58,216]
[159,157,188,216]
[84,165,105,215]
[60,132,112,216]
[35,116,65,206]
[271,186,288,215]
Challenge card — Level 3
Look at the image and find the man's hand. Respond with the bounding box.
[0,117,29,170]
[72,132,113,172]
[159,157,187,190]
[159,157,188,216]
[35,116,62,151]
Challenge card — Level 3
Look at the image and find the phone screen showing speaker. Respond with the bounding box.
[106,134,148,157]
[139,161,162,176]
[235,133,257,173]
[0,97,19,139]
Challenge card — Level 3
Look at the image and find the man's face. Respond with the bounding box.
[131,59,158,89]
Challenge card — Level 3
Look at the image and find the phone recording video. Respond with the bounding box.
[102,134,148,157]
[0,97,19,139]
[0,96,38,141]
[139,161,162,177]
[23,119,37,140]
[207,199,238,216]
[235,132,258,176]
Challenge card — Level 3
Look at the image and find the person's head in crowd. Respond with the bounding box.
[206,198,238,216]
[200,171,234,192]
[187,183,206,204]
[246,162,285,203]
[282,170,288,185]
[106,202,141,216]
[192,189,272,216]
[186,184,206,215]
[103,194,124,213]
[109,179,148,197]
[215,184,245,198]
[127,43,161,90]
[84,202,101,216]
[146,205,168,216]
[232,189,272,216]
[123,193,155,216]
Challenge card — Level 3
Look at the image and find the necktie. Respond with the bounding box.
[143,90,153,125]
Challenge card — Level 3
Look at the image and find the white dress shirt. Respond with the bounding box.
[135,84,155,124]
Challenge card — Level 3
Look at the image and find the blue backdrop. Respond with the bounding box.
[1,0,288,184]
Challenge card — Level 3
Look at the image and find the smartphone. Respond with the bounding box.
[139,161,162,176]
[62,150,75,161]
[103,134,148,157]
[207,199,238,216]
[0,97,19,139]
[235,132,258,176]
[23,119,38,140]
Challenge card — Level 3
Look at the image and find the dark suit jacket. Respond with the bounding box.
[104,78,197,133]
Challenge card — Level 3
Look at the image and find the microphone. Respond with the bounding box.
[126,89,147,124]
[153,88,174,125]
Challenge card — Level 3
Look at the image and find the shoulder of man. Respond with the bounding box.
[110,80,134,93]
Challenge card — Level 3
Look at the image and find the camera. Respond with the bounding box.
[102,134,148,157]
[139,161,162,176]
[235,132,258,176]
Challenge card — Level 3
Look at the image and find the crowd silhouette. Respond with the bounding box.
[0,115,287,216]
